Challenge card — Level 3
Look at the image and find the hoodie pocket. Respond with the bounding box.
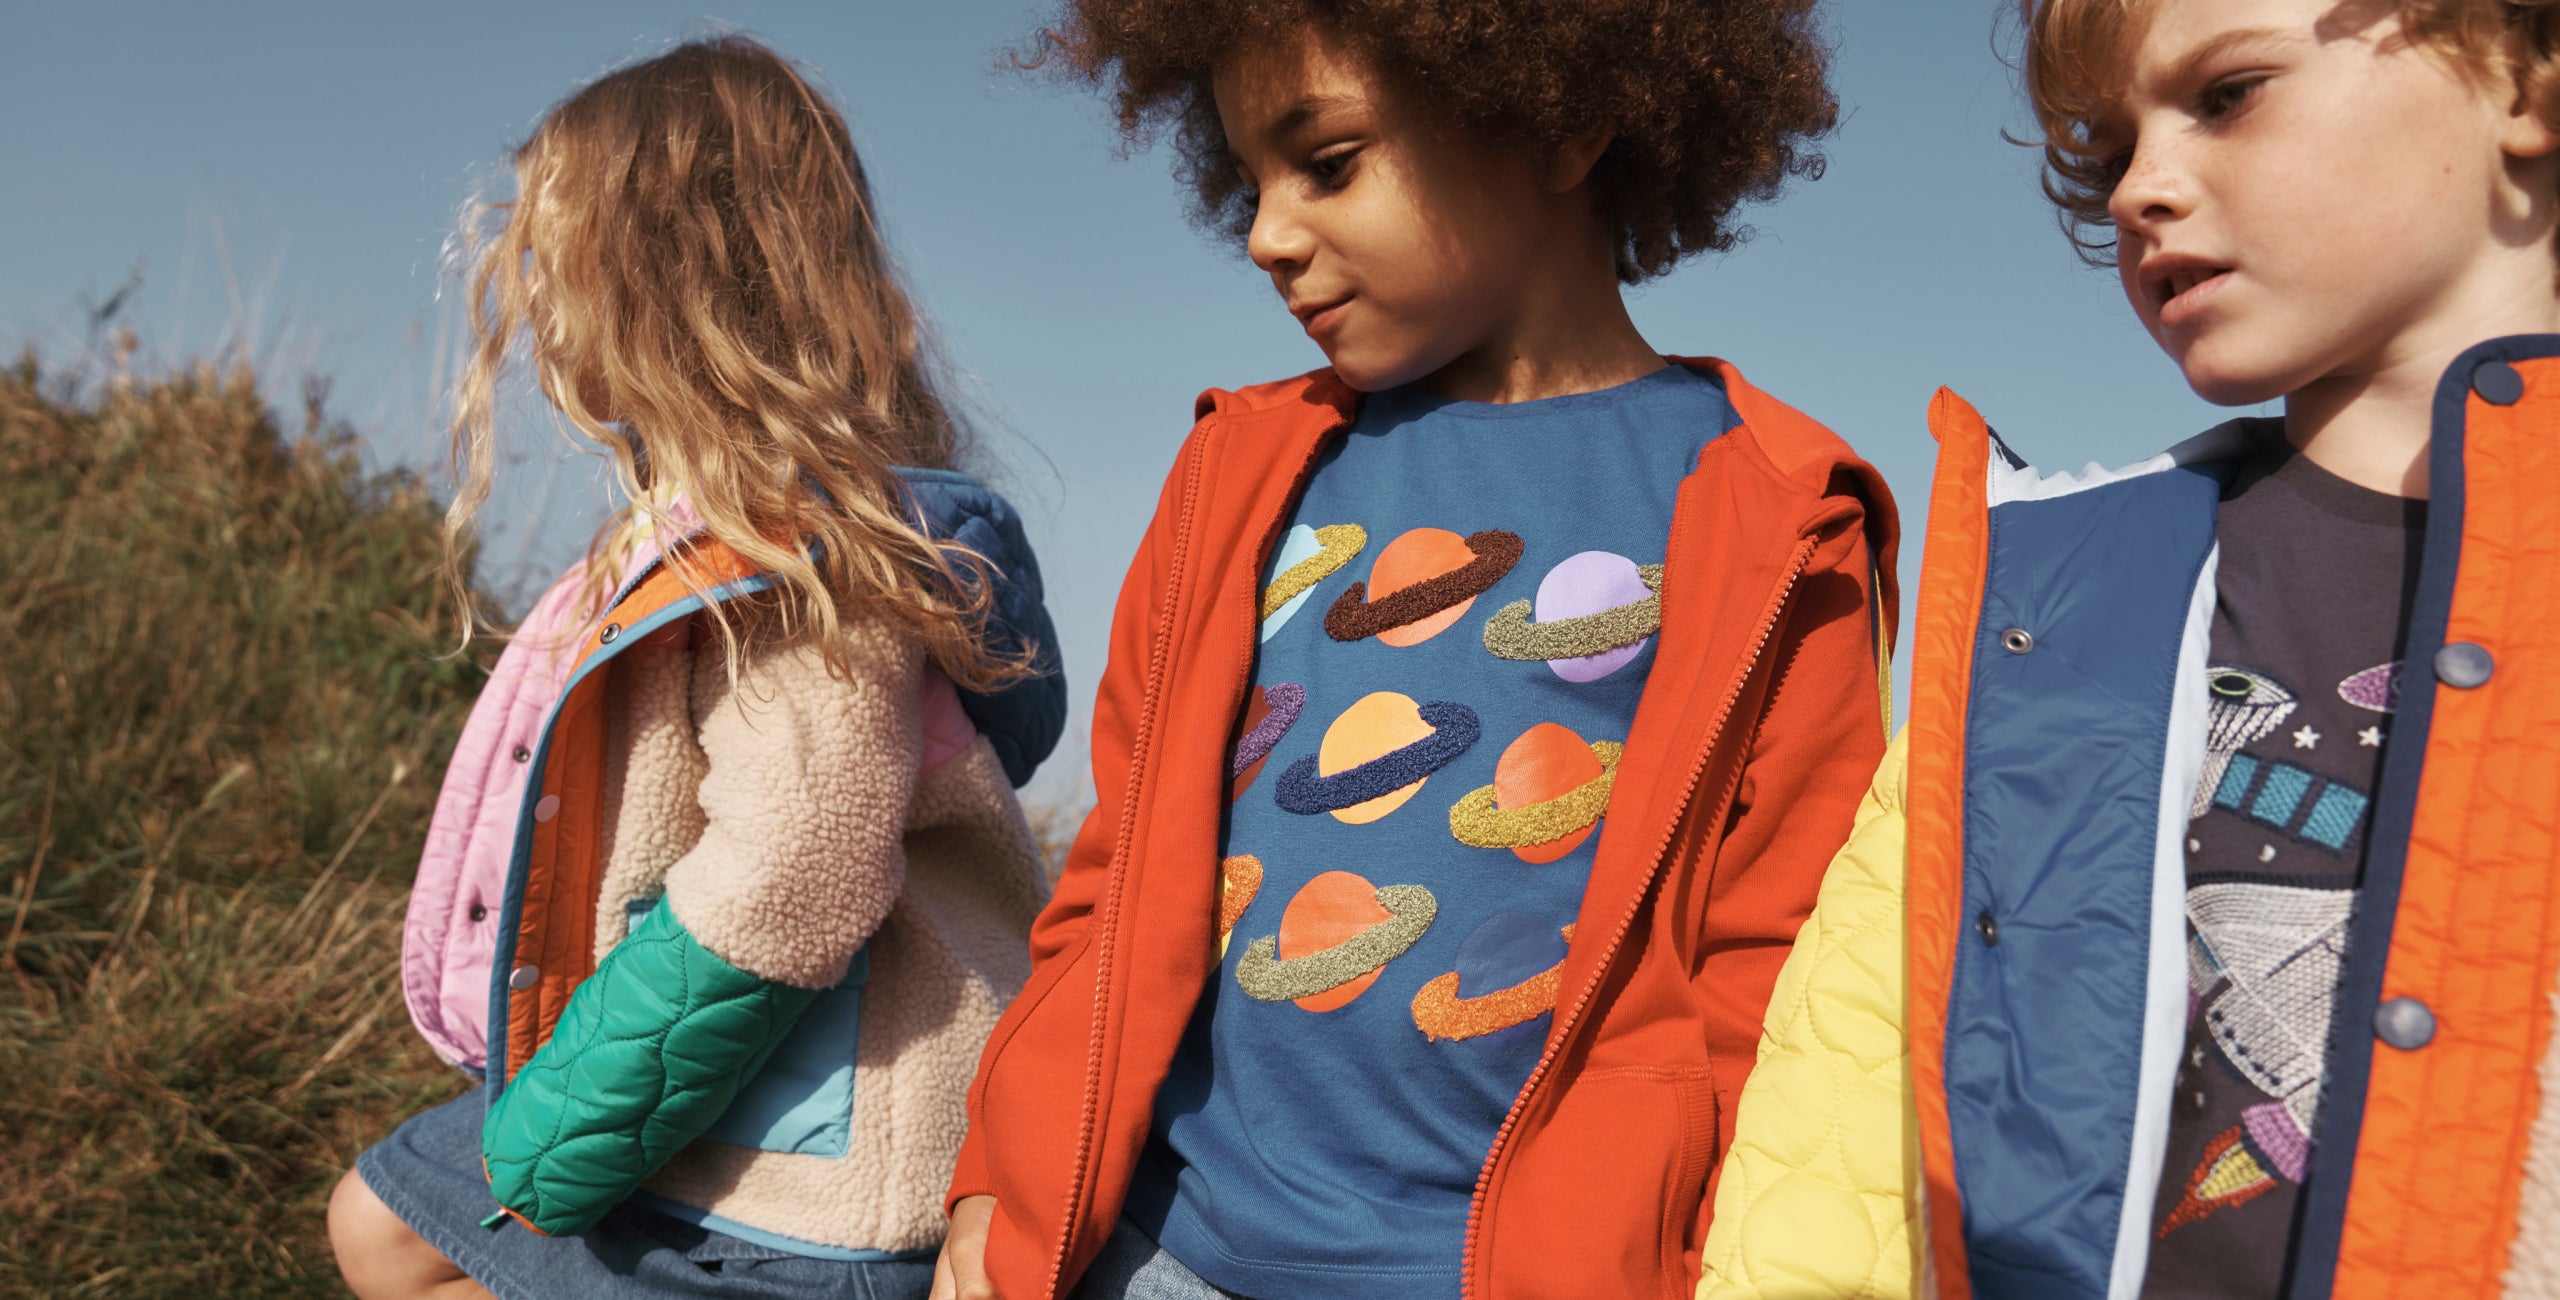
[626,896,869,1157]
[1487,1066,1718,1300]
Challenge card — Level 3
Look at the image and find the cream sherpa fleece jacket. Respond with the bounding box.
[584,615,1048,1254]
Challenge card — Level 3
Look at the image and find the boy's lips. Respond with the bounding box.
[2141,256,2234,330]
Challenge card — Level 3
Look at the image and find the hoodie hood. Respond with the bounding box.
[891,467,1066,788]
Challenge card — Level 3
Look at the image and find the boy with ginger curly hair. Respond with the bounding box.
[1692,0,2560,1297]
[934,3,1898,1299]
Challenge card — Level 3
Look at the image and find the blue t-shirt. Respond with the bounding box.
[1124,364,1740,1299]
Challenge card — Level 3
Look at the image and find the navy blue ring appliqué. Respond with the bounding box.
[1272,701,1482,815]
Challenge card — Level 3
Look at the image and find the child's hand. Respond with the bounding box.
[932,1195,998,1300]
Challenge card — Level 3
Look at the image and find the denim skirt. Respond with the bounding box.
[355,1092,934,1300]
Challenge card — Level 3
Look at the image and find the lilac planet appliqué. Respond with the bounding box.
[1535,551,1656,682]
[2337,662,2400,713]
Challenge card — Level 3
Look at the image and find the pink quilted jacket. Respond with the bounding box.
[402,565,594,1071]
[400,532,983,1072]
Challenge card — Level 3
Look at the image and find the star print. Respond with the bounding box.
[2293,725,2321,750]
[2260,845,2279,863]
[2359,726,2384,747]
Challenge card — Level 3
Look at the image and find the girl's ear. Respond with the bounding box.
[1544,126,1614,194]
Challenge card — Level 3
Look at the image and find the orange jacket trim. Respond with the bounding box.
[2312,342,2560,1297]
[489,541,769,1085]
[1908,388,1993,1300]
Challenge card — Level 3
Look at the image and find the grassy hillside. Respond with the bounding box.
[0,358,484,1294]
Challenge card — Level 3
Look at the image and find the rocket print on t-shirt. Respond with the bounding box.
[2161,660,2398,1235]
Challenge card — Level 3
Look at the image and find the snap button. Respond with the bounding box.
[1976,910,2000,947]
[508,964,541,992]
[2435,642,2494,689]
[599,622,622,644]
[511,745,531,764]
[2001,628,2035,655]
[468,904,488,923]
[2375,996,2436,1050]
[534,794,561,823]
[2473,360,2526,406]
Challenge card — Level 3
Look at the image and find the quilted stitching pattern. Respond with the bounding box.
[483,901,818,1237]
[1699,732,1917,1299]
[893,469,1065,788]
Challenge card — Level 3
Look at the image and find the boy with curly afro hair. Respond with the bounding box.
[936,4,1899,1298]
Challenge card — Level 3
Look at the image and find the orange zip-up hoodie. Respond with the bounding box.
[949,359,1899,1299]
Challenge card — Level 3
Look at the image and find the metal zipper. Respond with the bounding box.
[1456,534,1818,1298]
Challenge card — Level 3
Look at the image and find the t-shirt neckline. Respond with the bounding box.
[1366,361,1708,424]
[2230,419,2427,530]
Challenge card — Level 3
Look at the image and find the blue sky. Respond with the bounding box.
[3,1,2238,801]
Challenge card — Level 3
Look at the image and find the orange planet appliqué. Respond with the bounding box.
[1317,692,1437,824]
[1279,871,1397,1012]
[1367,528,1486,647]
[1494,723,1609,863]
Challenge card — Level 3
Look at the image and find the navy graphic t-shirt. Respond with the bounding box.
[1122,365,1738,1300]
[2141,426,2426,1297]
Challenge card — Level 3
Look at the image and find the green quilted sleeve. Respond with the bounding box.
[481,902,821,1237]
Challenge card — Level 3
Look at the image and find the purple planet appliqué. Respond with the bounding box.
[1535,551,1655,682]
[2337,662,2400,713]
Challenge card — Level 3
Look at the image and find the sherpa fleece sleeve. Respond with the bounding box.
[660,623,924,990]
[484,625,924,1236]
[1696,734,1916,1299]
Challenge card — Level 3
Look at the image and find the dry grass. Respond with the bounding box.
[0,358,485,1294]
[0,355,1092,1296]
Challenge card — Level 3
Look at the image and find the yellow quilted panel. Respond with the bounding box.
[1699,732,1920,1300]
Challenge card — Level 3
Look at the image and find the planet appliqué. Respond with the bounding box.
[1409,912,1575,1042]
[1480,551,1664,682]
[1260,524,1366,642]
[1234,870,1437,1012]
[1324,528,1524,647]
[1447,723,1624,863]
[1274,691,1481,824]
[2337,662,2401,713]
[1227,683,1305,803]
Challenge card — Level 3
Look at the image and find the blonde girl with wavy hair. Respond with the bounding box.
[327,35,1063,1300]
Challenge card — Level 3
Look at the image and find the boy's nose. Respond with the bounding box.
[2109,146,2195,238]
